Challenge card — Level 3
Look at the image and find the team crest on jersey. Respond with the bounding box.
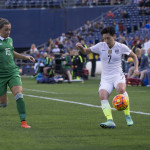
[108,50,112,55]
[0,43,2,45]
[115,49,119,54]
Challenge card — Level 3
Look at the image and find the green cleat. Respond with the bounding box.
[125,115,133,126]
[100,119,116,129]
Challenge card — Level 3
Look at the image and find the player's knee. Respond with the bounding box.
[118,88,125,94]
[14,93,23,101]
[0,102,8,108]
[99,90,109,100]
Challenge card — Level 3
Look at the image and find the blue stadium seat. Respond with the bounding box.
[53,0,61,8]
[18,0,25,8]
[42,0,48,8]
[76,0,81,6]
[30,0,36,8]
[5,0,12,8]
[36,1,42,8]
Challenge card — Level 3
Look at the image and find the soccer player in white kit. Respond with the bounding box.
[76,26,139,128]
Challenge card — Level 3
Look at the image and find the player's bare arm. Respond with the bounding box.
[76,42,91,55]
[129,51,139,75]
[13,51,35,63]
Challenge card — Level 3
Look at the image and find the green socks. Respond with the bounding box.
[16,98,26,121]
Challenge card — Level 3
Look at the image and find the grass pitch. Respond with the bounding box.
[0,77,150,150]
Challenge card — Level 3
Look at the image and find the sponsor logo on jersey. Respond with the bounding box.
[115,49,119,54]
[108,50,112,55]
[0,43,2,45]
[10,42,12,46]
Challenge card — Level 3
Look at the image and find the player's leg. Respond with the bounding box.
[140,70,147,80]
[115,81,133,126]
[66,70,72,83]
[11,85,31,128]
[0,94,8,108]
[99,80,116,128]
[8,75,31,128]
[127,66,134,78]
[0,78,8,107]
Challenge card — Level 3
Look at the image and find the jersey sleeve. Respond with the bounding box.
[90,42,102,55]
[121,43,131,55]
[9,37,14,50]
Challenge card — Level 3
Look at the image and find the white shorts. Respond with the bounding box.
[99,74,126,94]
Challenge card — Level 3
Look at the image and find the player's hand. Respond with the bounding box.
[76,42,83,49]
[134,70,140,76]
[26,56,35,63]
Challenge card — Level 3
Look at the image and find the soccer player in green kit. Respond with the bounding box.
[0,18,35,128]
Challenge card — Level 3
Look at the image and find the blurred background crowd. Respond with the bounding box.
[1,0,150,85]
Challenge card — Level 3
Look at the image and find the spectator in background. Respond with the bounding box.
[139,6,147,16]
[128,48,141,78]
[80,39,88,68]
[118,22,125,34]
[146,48,150,86]
[87,30,94,44]
[119,35,128,46]
[46,38,54,48]
[64,38,73,50]
[43,52,52,76]
[84,20,92,30]
[88,43,99,77]
[105,10,114,19]
[145,20,150,29]
[72,50,84,79]
[46,46,52,54]
[81,0,87,6]
[66,29,74,39]
[30,44,38,58]
[61,52,72,83]
[138,0,145,7]
[120,10,129,18]
[112,21,119,36]
[138,48,149,80]
[128,48,148,80]
[99,21,105,30]
[39,47,46,55]
[131,36,142,53]
[60,33,66,43]
[52,45,60,54]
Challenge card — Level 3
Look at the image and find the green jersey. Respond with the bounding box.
[0,37,19,77]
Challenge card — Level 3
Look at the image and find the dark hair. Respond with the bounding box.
[101,26,115,36]
[0,18,10,29]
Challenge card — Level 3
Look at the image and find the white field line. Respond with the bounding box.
[7,92,150,116]
[23,88,57,94]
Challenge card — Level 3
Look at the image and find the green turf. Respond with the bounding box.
[0,77,150,150]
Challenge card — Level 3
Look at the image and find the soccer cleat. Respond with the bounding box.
[100,119,116,129]
[125,115,133,126]
[21,121,31,128]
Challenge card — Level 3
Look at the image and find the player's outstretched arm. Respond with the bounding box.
[13,51,35,63]
[129,51,139,76]
[76,42,91,55]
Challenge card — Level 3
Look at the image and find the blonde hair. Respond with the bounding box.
[135,48,141,55]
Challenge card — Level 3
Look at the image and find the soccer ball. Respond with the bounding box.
[127,57,133,62]
[112,94,129,111]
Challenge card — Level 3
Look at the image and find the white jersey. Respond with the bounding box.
[90,41,131,79]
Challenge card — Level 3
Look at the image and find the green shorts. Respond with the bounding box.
[0,74,22,96]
